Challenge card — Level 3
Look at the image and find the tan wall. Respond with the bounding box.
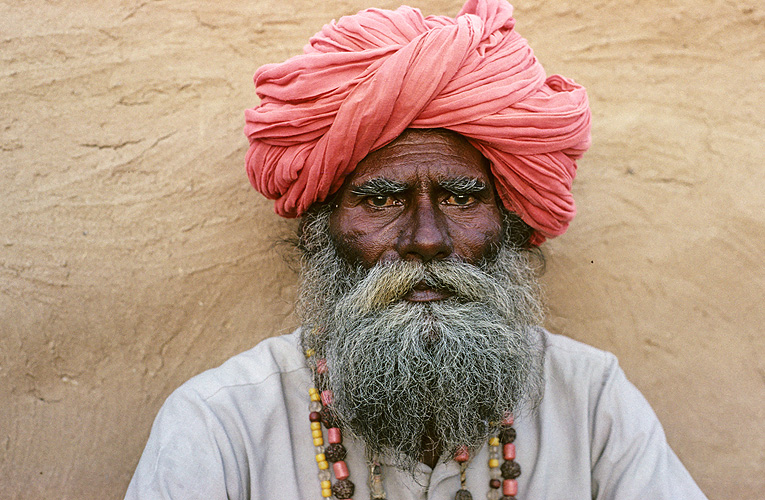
[1,0,763,498]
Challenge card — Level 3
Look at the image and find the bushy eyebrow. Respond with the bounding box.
[438,176,487,194]
[350,177,408,196]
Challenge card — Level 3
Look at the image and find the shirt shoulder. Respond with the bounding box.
[176,329,306,402]
[544,329,616,363]
[541,329,619,392]
[125,330,309,500]
[531,330,707,500]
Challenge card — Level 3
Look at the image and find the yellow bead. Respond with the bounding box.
[316,453,326,462]
[321,487,332,497]
[312,429,323,438]
[311,422,321,430]
[309,388,319,395]
[488,458,500,468]
[305,348,316,358]
[318,460,329,470]
[313,437,324,446]
[321,480,331,489]
[489,437,500,446]
[310,393,321,402]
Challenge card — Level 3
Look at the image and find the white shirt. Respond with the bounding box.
[126,330,707,499]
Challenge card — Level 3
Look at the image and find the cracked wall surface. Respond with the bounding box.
[1,0,763,498]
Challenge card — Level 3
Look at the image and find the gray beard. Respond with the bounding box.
[298,208,546,472]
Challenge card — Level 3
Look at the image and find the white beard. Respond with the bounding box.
[298,208,545,471]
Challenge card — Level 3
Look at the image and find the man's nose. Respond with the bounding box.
[395,199,453,262]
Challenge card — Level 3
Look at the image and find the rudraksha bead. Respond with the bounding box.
[499,426,516,444]
[332,479,355,499]
[454,489,473,500]
[324,443,346,462]
[320,406,338,428]
[501,459,521,479]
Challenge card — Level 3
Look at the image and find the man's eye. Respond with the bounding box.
[366,195,397,207]
[445,194,476,206]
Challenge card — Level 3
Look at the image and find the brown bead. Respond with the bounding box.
[489,478,502,489]
[501,459,521,479]
[324,443,346,462]
[454,489,473,500]
[499,426,516,444]
[309,411,321,422]
[320,406,338,428]
[332,479,355,499]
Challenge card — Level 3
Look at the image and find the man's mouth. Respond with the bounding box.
[403,281,452,302]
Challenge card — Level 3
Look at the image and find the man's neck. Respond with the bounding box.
[421,426,442,469]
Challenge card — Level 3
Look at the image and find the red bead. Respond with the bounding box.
[320,390,333,406]
[453,445,470,463]
[333,460,349,480]
[316,358,328,374]
[328,427,342,444]
[501,412,514,426]
[503,443,516,460]
[503,479,518,496]
[490,479,502,489]
[309,411,321,422]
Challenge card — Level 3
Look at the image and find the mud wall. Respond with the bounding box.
[1,0,763,498]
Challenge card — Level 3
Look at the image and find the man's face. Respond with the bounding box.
[329,129,505,286]
[299,129,544,472]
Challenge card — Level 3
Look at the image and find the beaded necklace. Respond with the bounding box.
[305,348,522,500]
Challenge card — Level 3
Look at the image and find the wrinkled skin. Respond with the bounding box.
[329,129,504,304]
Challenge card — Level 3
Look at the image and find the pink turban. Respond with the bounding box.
[244,0,591,245]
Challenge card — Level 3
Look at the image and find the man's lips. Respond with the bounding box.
[403,281,452,302]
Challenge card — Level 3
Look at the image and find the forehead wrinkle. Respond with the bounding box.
[369,146,472,165]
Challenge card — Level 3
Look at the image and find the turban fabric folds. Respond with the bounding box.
[244,0,591,245]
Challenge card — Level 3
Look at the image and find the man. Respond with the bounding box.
[127,1,707,498]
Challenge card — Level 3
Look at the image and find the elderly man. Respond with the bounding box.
[127,1,707,499]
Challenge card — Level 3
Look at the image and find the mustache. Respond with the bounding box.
[336,259,508,316]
